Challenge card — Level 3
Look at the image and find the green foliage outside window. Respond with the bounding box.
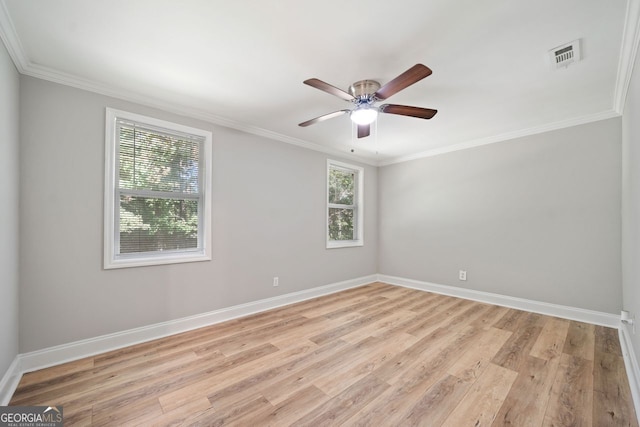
[328,167,355,241]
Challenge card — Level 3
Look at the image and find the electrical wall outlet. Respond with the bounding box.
[459,270,467,281]
[273,277,279,287]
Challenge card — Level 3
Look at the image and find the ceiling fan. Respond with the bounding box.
[298,64,437,138]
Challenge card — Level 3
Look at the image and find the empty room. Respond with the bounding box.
[1,0,640,425]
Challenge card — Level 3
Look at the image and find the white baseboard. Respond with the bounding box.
[620,324,640,426]
[19,275,377,374]
[377,274,620,328]
[0,356,22,405]
[5,272,634,417]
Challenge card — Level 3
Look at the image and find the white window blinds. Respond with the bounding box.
[104,108,212,269]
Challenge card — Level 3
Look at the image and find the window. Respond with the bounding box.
[327,159,364,248]
[104,108,212,268]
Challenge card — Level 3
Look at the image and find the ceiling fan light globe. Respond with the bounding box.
[350,108,378,125]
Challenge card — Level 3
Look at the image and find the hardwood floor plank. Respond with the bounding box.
[563,321,595,361]
[152,396,212,425]
[301,294,387,319]
[492,312,546,371]
[201,339,348,411]
[308,309,396,345]
[493,308,527,331]
[158,340,330,413]
[260,336,384,405]
[186,393,272,427]
[441,363,518,427]
[595,325,623,355]
[313,331,417,396]
[340,309,417,343]
[17,357,94,388]
[543,353,593,427]
[193,315,310,356]
[292,374,390,426]
[405,291,442,312]
[593,349,639,427]
[239,385,329,426]
[356,288,426,316]
[406,298,474,337]
[493,355,561,426]
[444,301,493,332]
[447,326,512,382]
[91,394,163,426]
[269,312,360,349]
[530,317,570,361]
[470,304,510,330]
[372,326,459,384]
[397,374,471,426]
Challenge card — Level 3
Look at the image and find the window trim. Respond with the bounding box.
[326,159,364,249]
[104,108,212,269]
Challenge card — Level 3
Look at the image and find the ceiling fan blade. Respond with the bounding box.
[380,104,438,119]
[298,110,350,127]
[357,124,370,138]
[303,78,355,102]
[374,64,433,100]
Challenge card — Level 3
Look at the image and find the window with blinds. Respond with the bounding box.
[104,108,212,268]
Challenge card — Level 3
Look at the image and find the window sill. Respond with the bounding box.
[104,252,210,269]
[326,240,363,249]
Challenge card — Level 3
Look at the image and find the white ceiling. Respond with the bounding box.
[0,0,637,165]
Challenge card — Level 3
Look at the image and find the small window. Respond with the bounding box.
[327,159,364,248]
[104,108,212,268]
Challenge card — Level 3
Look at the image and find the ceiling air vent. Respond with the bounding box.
[549,40,581,69]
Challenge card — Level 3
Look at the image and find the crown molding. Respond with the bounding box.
[0,2,377,167]
[0,0,26,73]
[21,64,378,167]
[614,0,640,114]
[1,0,636,168]
[378,109,620,166]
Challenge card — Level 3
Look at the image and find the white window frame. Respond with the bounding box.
[104,108,212,269]
[326,159,364,249]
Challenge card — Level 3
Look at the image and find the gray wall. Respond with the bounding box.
[11,66,630,355]
[19,76,377,353]
[0,41,20,375]
[379,118,622,313]
[622,48,640,368]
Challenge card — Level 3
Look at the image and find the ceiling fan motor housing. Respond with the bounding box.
[349,80,381,102]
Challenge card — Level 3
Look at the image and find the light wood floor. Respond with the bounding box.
[10,282,639,426]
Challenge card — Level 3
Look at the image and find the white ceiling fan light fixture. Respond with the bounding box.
[350,105,379,125]
[349,80,381,125]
